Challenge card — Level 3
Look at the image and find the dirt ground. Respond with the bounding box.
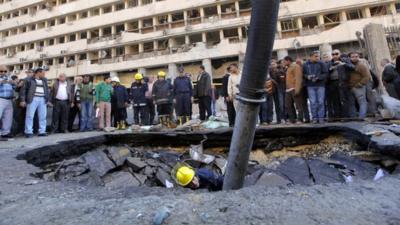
[0,126,400,225]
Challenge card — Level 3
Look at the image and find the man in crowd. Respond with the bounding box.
[153,71,173,126]
[227,63,242,112]
[221,66,235,127]
[95,75,113,130]
[79,75,95,132]
[0,65,16,139]
[259,74,276,125]
[381,58,399,100]
[50,73,73,133]
[348,52,371,120]
[326,50,355,120]
[195,65,212,121]
[68,76,82,132]
[131,73,149,125]
[20,67,50,138]
[303,51,328,124]
[269,60,286,123]
[111,76,129,130]
[174,67,193,125]
[283,56,304,124]
[144,75,155,125]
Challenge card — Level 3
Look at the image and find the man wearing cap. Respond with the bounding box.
[95,75,113,130]
[111,76,129,129]
[0,65,16,139]
[50,73,73,133]
[174,66,193,125]
[20,67,50,137]
[152,71,173,127]
[130,73,149,125]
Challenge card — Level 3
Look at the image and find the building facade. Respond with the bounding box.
[0,0,399,84]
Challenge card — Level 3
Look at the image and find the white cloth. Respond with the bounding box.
[228,73,242,110]
[34,79,45,97]
[56,82,68,100]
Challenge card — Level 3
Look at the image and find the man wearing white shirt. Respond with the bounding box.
[50,73,73,133]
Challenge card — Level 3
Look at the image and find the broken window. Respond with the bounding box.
[116,47,125,56]
[187,9,201,25]
[204,6,218,18]
[142,0,152,5]
[370,6,388,17]
[324,13,340,24]
[103,27,112,37]
[116,24,125,34]
[143,42,154,52]
[115,3,125,11]
[69,34,76,42]
[239,0,251,16]
[223,28,239,43]
[79,53,87,60]
[206,31,221,46]
[142,18,154,33]
[221,3,236,19]
[157,39,169,51]
[189,33,203,44]
[347,9,363,20]
[281,19,298,31]
[156,15,169,30]
[302,16,318,29]
[171,12,184,28]
[126,21,139,32]
[127,0,138,8]
[102,6,112,14]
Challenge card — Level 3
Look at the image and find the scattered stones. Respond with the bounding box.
[276,157,313,186]
[307,159,345,184]
[82,150,116,177]
[126,157,147,172]
[104,172,140,189]
[106,147,131,167]
[330,153,377,180]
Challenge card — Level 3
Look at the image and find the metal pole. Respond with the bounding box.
[223,0,280,190]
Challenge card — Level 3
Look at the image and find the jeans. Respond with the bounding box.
[80,100,93,131]
[0,98,13,135]
[259,95,273,123]
[350,86,368,119]
[25,97,47,134]
[307,86,326,121]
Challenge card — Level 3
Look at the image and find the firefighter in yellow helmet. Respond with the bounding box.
[152,71,173,127]
[172,163,224,191]
[130,73,149,125]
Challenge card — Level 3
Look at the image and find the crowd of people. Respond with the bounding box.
[0,50,400,139]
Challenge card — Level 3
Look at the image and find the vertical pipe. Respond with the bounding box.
[223,0,280,190]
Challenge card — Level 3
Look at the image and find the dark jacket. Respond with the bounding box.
[71,84,81,104]
[196,168,224,191]
[20,76,50,104]
[327,59,355,87]
[152,79,173,105]
[50,80,73,104]
[173,76,193,96]
[130,82,148,107]
[270,68,286,90]
[382,63,400,99]
[303,60,328,87]
[195,72,211,97]
[221,73,230,98]
[112,85,129,108]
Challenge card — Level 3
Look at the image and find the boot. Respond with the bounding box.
[178,116,183,126]
[120,121,126,130]
[186,116,191,124]
[116,121,121,130]
[159,116,165,127]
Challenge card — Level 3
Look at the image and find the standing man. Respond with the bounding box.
[79,75,95,132]
[348,52,371,119]
[195,65,212,121]
[111,77,129,129]
[95,75,113,130]
[20,67,50,138]
[131,73,149,125]
[68,76,82,132]
[269,60,286,123]
[153,71,173,126]
[283,56,304,124]
[303,51,328,124]
[144,75,155,125]
[381,58,400,100]
[221,66,235,127]
[174,67,193,125]
[0,66,16,139]
[227,63,242,111]
[50,73,73,133]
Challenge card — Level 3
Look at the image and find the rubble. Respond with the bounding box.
[126,157,147,172]
[82,150,116,177]
[106,147,131,167]
[104,172,140,188]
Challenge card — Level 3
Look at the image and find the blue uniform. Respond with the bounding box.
[173,75,192,117]
[196,168,224,191]
[130,82,149,125]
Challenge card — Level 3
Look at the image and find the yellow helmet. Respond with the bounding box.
[175,166,195,186]
[134,73,143,80]
[158,71,166,77]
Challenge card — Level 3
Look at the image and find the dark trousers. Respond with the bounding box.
[198,96,212,121]
[146,98,155,125]
[226,100,236,127]
[52,100,69,132]
[13,103,26,135]
[133,106,149,125]
[259,95,273,123]
[157,103,171,116]
[68,105,80,131]
[285,91,305,123]
[302,90,311,122]
[113,107,127,125]
[175,93,191,117]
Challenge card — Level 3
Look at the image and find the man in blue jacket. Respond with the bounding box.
[130,73,149,125]
[303,51,328,124]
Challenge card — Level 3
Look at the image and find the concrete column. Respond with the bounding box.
[153,17,157,31]
[87,31,92,39]
[183,11,188,26]
[99,7,104,15]
[138,68,146,76]
[276,21,282,39]
[202,32,207,43]
[111,4,116,12]
[277,49,288,60]
[153,40,159,50]
[238,27,243,40]
[389,3,397,15]
[138,20,143,33]
[317,14,325,26]
[111,25,117,35]
[87,10,92,17]
[168,14,173,29]
[363,7,371,18]
[202,58,213,79]
[364,24,392,94]
[200,8,205,22]
[139,43,144,53]
[185,35,190,45]
[99,28,103,37]
[319,43,332,59]
[111,48,117,58]
[125,46,132,55]
[217,4,222,19]
[168,63,177,80]
[235,1,240,17]
[219,30,224,41]
[340,11,347,22]
[297,17,303,29]
[138,0,143,6]
[76,13,80,20]
[238,53,245,71]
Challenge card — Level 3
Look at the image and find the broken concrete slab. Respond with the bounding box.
[146,159,159,167]
[82,150,116,177]
[106,147,131,167]
[143,166,156,177]
[126,157,147,172]
[255,171,292,187]
[308,159,345,184]
[133,173,147,185]
[330,153,377,180]
[104,172,140,189]
[276,157,313,186]
[156,168,174,187]
[244,169,265,187]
